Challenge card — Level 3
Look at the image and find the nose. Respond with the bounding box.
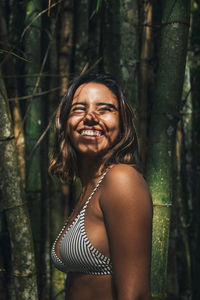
[83,110,99,124]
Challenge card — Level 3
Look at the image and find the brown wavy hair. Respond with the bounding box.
[49,72,140,182]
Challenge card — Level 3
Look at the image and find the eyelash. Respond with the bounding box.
[72,107,85,111]
[99,107,112,112]
[71,106,113,112]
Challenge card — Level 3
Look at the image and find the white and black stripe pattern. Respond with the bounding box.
[51,171,112,275]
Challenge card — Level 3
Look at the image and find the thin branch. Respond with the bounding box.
[48,0,51,16]
[0,72,69,79]
[7,87,60,101]
[83,57,103,73]
[21,0,62,40]
[0,49,31,62]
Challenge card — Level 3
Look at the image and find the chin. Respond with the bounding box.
[77,147,109,159]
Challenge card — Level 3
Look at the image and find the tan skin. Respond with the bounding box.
[55,83,152,300]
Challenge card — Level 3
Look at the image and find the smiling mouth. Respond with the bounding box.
[80,130,103,137]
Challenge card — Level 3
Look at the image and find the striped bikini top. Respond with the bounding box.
[51,171,112,275]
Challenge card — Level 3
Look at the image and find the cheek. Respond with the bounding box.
[102,113,119,126]
[108,116,120,131]
[66,116,78,133]
[104,115,120,141]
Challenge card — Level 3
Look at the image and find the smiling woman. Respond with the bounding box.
[49,73,152,300]
[66,82,120,159]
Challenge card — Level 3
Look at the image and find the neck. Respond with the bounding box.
[78,156,105,186]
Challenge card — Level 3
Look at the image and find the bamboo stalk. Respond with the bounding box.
[139,0,152,167]
[0,2,26,188]
[120,0,139,127]
[73,0,89,75]
[0,79,38,300]
[145,0,190,298]
[57,0,73,96]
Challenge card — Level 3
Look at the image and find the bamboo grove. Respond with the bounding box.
[0,0,199,299]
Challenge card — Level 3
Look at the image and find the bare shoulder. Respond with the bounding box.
[101,164,152,211]
[105,164,149,195]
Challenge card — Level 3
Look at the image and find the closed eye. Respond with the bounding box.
[98,106,112,112]
[97,105,118,114]
[71,105,86,112]
[96,102,118,112]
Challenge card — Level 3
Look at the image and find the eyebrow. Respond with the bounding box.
[71,102,118,110]
[97,102,118,110]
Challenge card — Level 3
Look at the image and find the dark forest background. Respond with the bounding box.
[0,0,199,299]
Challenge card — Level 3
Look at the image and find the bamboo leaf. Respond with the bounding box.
[96,0,101,12]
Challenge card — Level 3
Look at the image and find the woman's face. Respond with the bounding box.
[66,82,120,159]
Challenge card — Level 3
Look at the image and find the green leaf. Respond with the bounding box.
[96,0,101,13]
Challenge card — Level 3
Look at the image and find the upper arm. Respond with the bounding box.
[100,165,152,300]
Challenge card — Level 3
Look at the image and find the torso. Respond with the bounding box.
[51,170,115,299]
[65,273,115,300]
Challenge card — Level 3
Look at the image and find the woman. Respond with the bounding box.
[50,73,152,300]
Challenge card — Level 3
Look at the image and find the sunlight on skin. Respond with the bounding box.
[66,82,120,160]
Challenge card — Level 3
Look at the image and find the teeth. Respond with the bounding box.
[81,130,102,137]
